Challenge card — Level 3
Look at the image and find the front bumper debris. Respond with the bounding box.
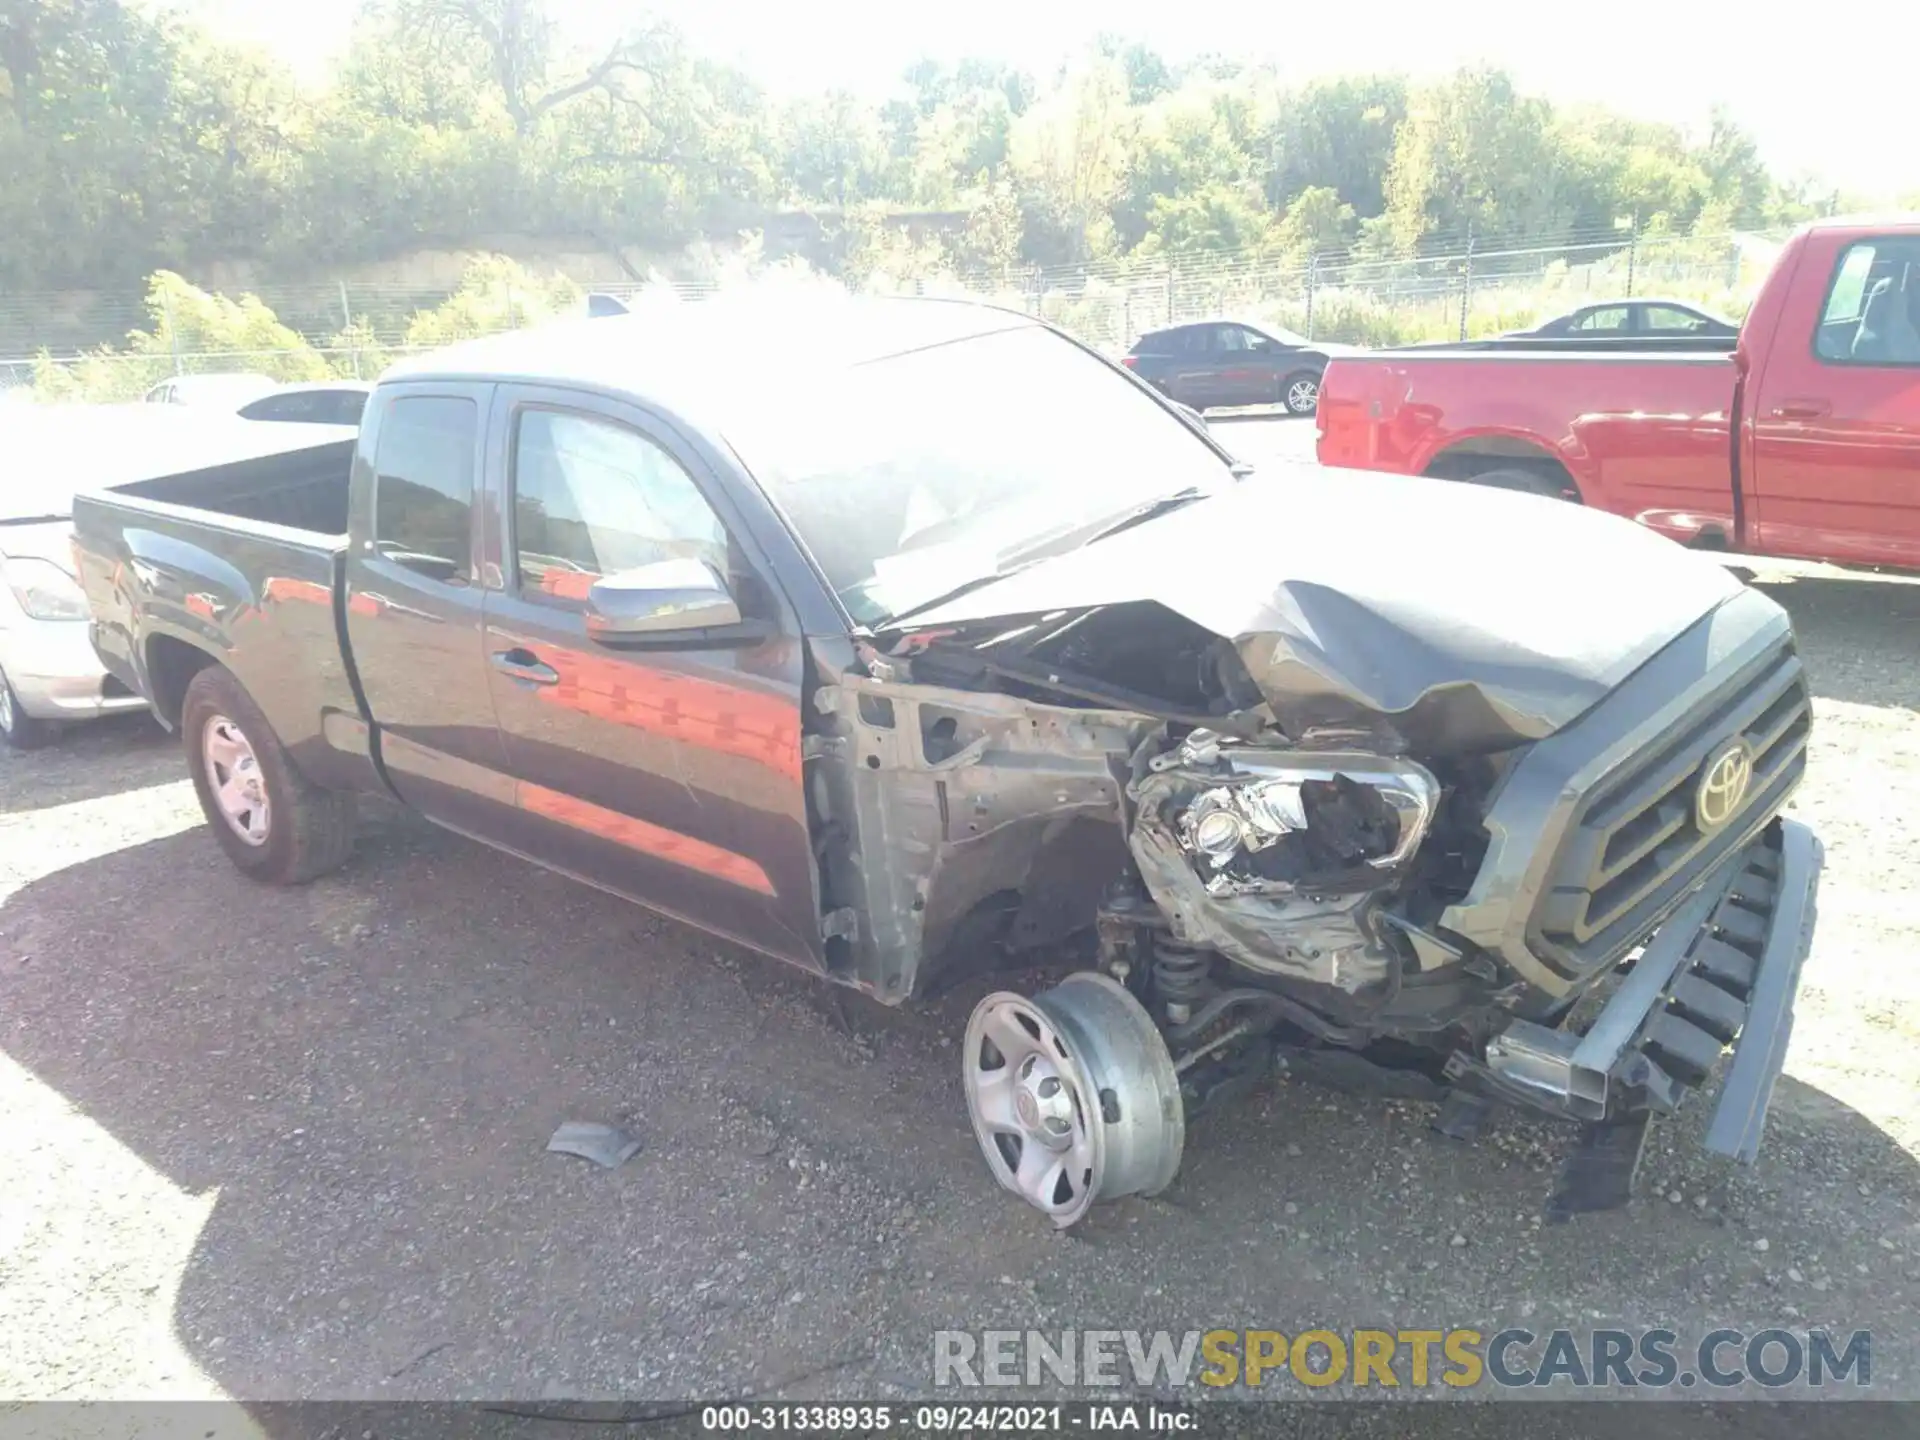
[1451,817,1821,1215]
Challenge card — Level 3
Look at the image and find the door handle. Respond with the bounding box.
[491,648,559,685]
[1770,398,1830,420]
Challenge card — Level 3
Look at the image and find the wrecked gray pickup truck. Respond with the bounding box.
[71,296,1821,1227]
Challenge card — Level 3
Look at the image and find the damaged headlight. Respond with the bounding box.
[1149,731,1439,897]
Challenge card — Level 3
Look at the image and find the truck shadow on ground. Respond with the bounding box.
[3,809,1917,1405]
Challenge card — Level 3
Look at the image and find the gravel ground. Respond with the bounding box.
[1,419,1916,1417]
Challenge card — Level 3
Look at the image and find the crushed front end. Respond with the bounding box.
[815,571,1821,1225]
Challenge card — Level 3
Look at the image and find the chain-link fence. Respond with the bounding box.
[4,224,1788,405]
[970,225,1784,353]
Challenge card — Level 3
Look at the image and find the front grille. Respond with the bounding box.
[1529,635,1812,974]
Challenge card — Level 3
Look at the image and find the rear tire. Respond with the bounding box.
[0,668,59,750]
[181,665,356,884]
[1281,370,1321,416]
[1461,466,1580,502]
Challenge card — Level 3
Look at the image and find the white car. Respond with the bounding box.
[0,407,349,748]
[143,373,277,409]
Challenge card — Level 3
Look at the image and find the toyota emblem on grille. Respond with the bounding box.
[1694,738,1755,832]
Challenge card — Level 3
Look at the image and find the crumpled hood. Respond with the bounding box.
[897,465,1746,749]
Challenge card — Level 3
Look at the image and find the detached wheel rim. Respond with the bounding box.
[1287,377,1319,414]
[963,973,1184,1227]
[203,714,270,846]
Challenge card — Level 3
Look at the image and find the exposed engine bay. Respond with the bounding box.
[804,600,1510,1084]
[817,599,1500,1018]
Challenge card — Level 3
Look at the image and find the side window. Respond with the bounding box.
[372,396,478,583]
[1819,243,1878,333]
[1211,325,1251,353]
[1816,239,1920,365]
[511,409,729,607]
[248,395,306,422]
[328,392,368,426]
[1643,305,1706,333]
[1572,307,1629,332]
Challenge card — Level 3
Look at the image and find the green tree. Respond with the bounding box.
[1383,67,1580,250]
[1007,55,1134,264]
[1135,185,1274,256]
[1114,83,1262,252]
[394,0,670,136]
[1700,106,1772,226]
[1096,36,1172,106]
[402,255,580,347]
[778,90,900,207]
[1263,76,1407,216]
[0,0,292,288]
[947,177,1024,280]
[0,5,1824,311]
[1273,185,1357,263]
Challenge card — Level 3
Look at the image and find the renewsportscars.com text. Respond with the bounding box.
[933,1327,1872,1391]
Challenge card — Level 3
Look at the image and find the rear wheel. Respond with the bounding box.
[962,972,1184,1227]
[181,665,356,884]
[1281,371,1321,416]
[0,668,58,750]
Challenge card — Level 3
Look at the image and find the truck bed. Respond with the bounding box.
[110,434,355,537]
[69,429,376,794]
[1315,348,1742,548]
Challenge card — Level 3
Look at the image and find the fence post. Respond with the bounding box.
[1164,260,1174,325]
[1625,223,1638,298]
[338,281,360,379]
[1458,223,1475,342]
[1304,253,1319,340]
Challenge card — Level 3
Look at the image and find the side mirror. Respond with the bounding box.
[584,557,741,641]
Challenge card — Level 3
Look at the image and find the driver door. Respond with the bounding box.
[1208,325,1271,407]
[478,386,822,970]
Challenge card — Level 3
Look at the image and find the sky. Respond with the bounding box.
[179,0,1918,200]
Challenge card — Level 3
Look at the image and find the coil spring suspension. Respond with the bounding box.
[1151,941,1213,1022]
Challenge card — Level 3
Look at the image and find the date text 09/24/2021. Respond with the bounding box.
[699,1405,1189,1432]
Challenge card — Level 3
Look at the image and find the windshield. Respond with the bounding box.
[724,324,1233,626]
[1261,323,1310,346]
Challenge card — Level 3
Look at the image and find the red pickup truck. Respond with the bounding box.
[1315,217,1920,570]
